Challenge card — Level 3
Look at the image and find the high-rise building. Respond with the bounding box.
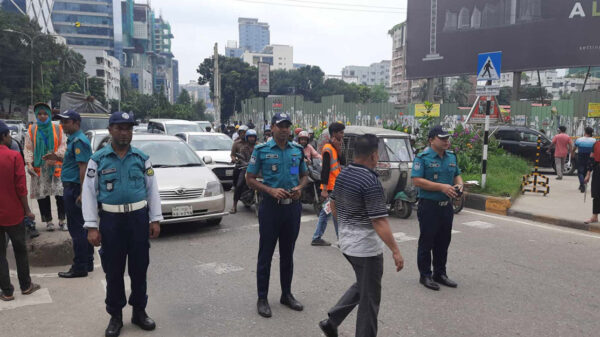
[225,40,244,58]
[152,14,176,102]
[238,17,269,53]
[172,59,179,100]
[180,81,211,104]
[1,0,56,33]
[77,48,121,101]
[242,44,293,70]
[52,0,122,61]
[342,61,391,87]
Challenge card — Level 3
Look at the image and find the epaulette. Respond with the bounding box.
[254,143,268,150]
[416,151,427,158]
[291,142,304,150]
[90,145,110,162]
[131,147,149,161]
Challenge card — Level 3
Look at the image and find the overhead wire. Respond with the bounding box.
[276,0,406,10]
[232,0,406,14]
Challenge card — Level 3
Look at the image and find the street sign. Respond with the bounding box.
[467,96,502,124]
[258,62,270,93]
[477,51,502,81]
[475,85,500,96]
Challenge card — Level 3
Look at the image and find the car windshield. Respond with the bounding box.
[131,139,203,167]
[81,117,110,132]
[188,134,233,151]
[93,132,108,151]
[381,138,413,162]
[196,122,212,129]
[165,123,201,134]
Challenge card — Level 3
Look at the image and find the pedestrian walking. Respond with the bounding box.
[246,112,308,318]
[43,110,95,278]
[574,127,595,192]
[312,122,345,246]
[82,111,163,337]
[318,134,404,337]
[0,121,41,301]
[550,126,573,180]
[411,125,463,291]
[583,139,600,224]
[24,102,67,231]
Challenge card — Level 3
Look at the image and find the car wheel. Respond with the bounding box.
[207,217,222,226]
[565,158,577,176]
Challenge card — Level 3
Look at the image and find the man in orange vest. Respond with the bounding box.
[311,122,345,246]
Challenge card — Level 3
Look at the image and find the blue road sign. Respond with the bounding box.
[477,51,502,81]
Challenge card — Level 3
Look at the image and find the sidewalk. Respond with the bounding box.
[508,173,600,232]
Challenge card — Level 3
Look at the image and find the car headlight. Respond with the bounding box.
[204,181,223,197]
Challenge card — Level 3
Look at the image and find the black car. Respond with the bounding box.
[491,126,576,175]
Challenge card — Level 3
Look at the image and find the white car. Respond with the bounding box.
[95,134,228,225]
[193,121,214,132]
[175,132,235,190]
[147,119,202,135]
[85,129,110,153]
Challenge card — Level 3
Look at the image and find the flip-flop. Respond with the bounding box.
[584,220,598,224]
[21,283,40,295]
[0,292,14,301]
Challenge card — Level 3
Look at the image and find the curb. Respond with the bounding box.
[506,209,600,233]
[464,193,512,215]
[26,232,73,267]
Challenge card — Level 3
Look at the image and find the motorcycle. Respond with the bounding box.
[234,153,261,216]
[301,158,323,214]
[393,184,467,218]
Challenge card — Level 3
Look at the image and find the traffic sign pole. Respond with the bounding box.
[482,81,492,189]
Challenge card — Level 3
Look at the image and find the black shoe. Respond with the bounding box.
[28,227,40,239]
[58,268,88,278]
[88,265,94,272]
[105,315,123,337]
[318,319,338,337]
[131,308,156,331]
[580,185,585,193]
[433,274,458,288]
[311,238,331,246]
[257,298,272,318]
[280,293,303,311]
[419,275,440,291]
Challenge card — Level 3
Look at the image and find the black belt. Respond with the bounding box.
[261,193,299,205]
[63,182,81,188]
[419,198,450,207]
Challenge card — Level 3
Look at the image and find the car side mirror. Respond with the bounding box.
[203,156,213,164]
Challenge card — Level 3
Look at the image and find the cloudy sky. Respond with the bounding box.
[148,0,408,84]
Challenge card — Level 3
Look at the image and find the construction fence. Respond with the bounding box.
[239,91,600,138]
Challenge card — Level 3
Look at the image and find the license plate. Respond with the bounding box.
[226,169,234,176]
[172,205,193,217]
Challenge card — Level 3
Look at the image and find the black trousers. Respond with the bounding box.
[417,199,454,277]
[37,195,65,222]
[256,198,301,299]
[233,168,247,202]
[328,254,383,337]
[0,222,32,296]
[64,184,94,272]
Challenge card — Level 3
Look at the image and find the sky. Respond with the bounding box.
[148,0,408,84]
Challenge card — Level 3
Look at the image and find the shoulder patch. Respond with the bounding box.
[250,155,257,165]
[146,167,154,176]
[86,168,96,178]
[413,161,421,170]
[75,147,81,155]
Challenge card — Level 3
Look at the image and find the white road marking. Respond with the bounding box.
[452,230,461,234]
[0,288,52,311]
[462,210,600,239]
[101,276,131,294]
[196,262,244,275]
[393,232,417,243]
[10,270,60,278]
[462,221,495,229]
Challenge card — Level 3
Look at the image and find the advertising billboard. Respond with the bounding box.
[406,0,600,79]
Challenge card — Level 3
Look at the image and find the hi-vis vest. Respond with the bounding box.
[28,124,63,177]
[321,143,341,191]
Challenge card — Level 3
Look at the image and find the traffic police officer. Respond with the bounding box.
[246,112,308,318]
[411,125,463,291]
[44,110,95,278]
[82,111,162,337]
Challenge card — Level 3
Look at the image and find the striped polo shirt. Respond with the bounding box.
[331,163,387,257]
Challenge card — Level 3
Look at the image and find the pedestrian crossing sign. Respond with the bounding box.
[477,51,502,81]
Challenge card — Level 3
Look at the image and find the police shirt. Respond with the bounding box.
[247,138,308,190]
[411,147,461,201]
[61,129,92,183]
[81,144,163,228]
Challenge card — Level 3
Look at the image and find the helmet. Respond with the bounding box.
[239,125,249,131]
[245,129,257,140]
[294,128,303,135]
[235,125,240,129]
[298,131,309,140]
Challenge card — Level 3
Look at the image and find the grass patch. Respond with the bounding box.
[463,153,532,199]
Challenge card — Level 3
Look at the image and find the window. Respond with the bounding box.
[96,69,105,77]
[495,130,518,141]
[96,57,103,64]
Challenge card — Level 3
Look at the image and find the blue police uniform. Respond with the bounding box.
[247,137,307,299]
[61,126,94,274]
[411,146,461,277]
[82,112,162,318]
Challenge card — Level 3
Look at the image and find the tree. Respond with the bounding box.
[88,77,106,106]
[368,84,389,103]
[448,76,473,106]
[176,88,191,105]
[497,86,513,105]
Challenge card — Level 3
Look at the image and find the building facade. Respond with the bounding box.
[342,60,391,87]
[180,81,211,104]
[52,0,122,61]
[242,44,293,70]
[1,0,56,33]
[225,40,244,58]
[238,17,269,53]
[74,47,120,101]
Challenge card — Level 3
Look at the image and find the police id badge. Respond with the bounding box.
[106,181,114,191]
[271,164,278,172]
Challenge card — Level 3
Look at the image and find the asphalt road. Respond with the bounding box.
[2,192,600,337]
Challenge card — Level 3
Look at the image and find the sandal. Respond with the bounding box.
[21,283,40,295]
[0,292,14,301]
[584,219,598,224]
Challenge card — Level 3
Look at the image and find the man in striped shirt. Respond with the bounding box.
[318,134,404,337]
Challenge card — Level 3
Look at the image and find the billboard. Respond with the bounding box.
[406,0,600,79]
[258,62,270,93]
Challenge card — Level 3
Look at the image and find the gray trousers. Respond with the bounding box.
[328,254,383,337]
[555,157,566,178]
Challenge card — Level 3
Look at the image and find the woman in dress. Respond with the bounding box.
[24,103,67,231]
